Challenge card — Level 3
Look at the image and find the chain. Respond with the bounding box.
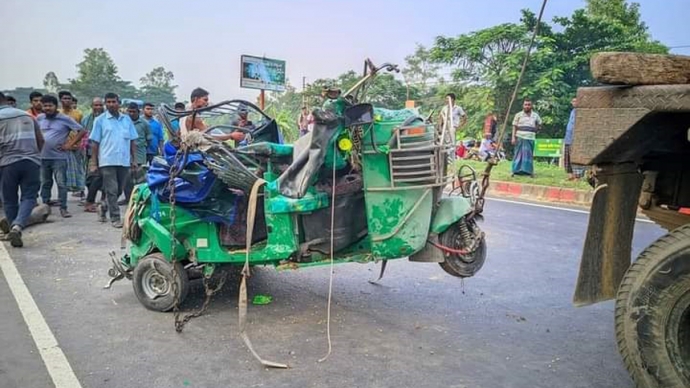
[166,146,227,333]
[168,149,183,332]
[175,271,228,331]
[349,125,363,171]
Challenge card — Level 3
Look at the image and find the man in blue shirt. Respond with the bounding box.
[563,97,577,181]
[89,93,138,228]
[143,102,164,164]
[37,95,86,218]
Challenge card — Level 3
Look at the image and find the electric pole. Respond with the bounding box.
[302,76,307,108]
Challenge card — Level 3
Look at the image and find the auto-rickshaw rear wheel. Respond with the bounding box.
[132,253,189,312]
[439,220,487,278]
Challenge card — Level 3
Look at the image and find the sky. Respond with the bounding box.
[2,0,689,102]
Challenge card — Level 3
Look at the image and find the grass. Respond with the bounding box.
[454,159,592,190]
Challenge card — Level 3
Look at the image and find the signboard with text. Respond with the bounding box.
[534,139,562,158]
[240,55,286,92]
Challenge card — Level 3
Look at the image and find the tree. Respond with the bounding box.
[265,82,304,142]
[366,73,416,110]
[431,1,668,140]
[139,66,177,105]
[265,69,412,144]
[68,48,137,100]
[303,70,410,110]
[43,72,60,94]
[402,44,441,98]
[586,0,647,33]
[140,66,176,90]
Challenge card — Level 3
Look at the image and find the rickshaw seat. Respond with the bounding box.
[266,188,329,214]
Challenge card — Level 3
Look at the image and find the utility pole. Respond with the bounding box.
[302,76,307,108]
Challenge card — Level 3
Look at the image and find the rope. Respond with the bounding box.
[474,0,548,210]
[318,140,339,363]
[494,0,548,148]
[239,179,288,369]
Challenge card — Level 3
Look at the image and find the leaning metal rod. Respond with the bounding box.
[345,60,399,99]
[475,0,548,212]
[441,95,453,151]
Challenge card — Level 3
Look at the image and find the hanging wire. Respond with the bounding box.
[318,140,339,363]
[471,0,549,215]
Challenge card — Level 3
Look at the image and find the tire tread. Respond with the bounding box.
[615,224,690,388]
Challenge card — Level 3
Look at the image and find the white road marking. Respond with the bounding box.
[486,197,654,224]
[0,244,82,388]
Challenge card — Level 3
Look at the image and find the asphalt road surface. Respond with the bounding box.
[0,196,665,388]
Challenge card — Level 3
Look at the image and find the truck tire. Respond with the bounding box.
[132,253,189,312]
[615,224,690,388]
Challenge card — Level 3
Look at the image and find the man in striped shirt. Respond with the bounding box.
[0,92,44,247]
[511,99,542,177]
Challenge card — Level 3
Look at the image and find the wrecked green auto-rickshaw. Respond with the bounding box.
[106,60,487,313]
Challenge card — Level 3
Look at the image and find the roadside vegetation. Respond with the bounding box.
[456,159,593,190]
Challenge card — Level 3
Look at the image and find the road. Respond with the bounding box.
[0,196,665,388]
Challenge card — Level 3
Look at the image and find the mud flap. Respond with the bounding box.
[409,235,444,263]
[409,196,472,263]
[573,163,643,306]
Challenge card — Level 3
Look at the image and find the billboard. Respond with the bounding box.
[240,55,286,92]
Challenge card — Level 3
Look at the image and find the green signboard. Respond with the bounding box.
[534,139,562,158]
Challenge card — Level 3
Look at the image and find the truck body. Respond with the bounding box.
[572,52,690,387]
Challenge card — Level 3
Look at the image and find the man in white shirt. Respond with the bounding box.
[440,93,467,145]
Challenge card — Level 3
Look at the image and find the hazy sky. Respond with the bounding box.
[2,0,688,102]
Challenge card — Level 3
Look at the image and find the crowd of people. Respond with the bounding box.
[0,84,579,248]
[439,93,578,180]
[0,88,218,248]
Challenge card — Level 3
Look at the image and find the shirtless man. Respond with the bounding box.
[183,88,245,143]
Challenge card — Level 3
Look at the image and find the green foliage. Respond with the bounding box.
[431,0,668,140]
[68,48,137,101]
[138,66,177,105]
[365,73,416,110]
[265,69,413,144]
[402,44,441,97]
[270,108,299,143]
[14,49,183,108]
[265,83,303,143]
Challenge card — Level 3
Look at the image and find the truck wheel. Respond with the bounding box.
[439,220,487,278]
[615,224,690,388]
[132,253,189,312]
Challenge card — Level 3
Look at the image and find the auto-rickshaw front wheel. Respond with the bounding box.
[439,220,487,278]
[132,253,189,312]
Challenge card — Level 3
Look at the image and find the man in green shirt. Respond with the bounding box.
[122,102,151,204]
